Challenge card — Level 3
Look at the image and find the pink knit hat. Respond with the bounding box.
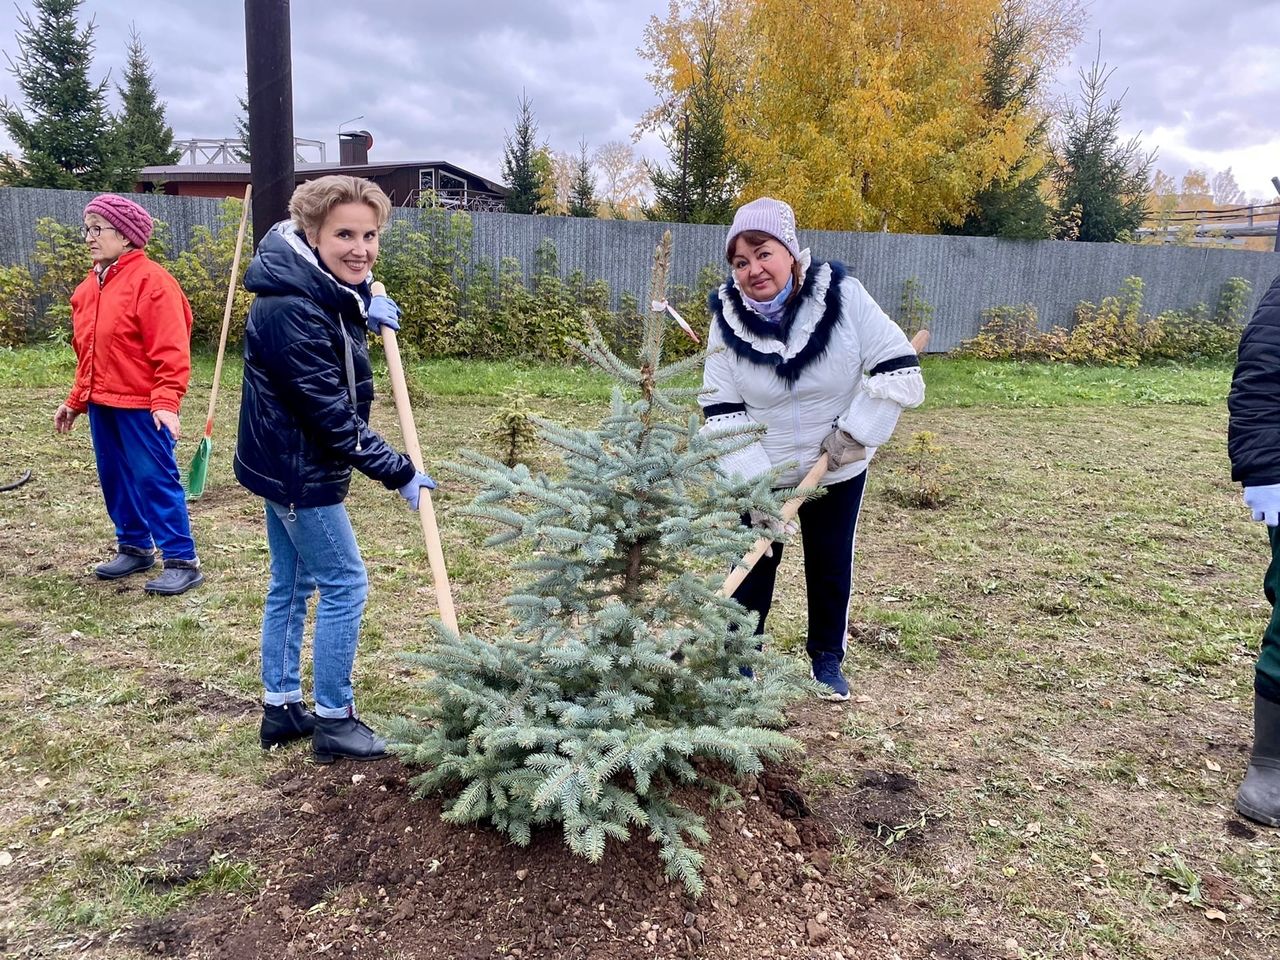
[83,194,153,248]
[724,197,802,262]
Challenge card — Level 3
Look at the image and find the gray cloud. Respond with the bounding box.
[1059,0,1280,188]
[0,0,659,181]
[0,1,1275,196]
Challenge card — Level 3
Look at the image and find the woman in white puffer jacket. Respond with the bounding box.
[700,197,924,700]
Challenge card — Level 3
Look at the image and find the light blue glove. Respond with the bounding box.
[1244,484,1280,526]
[397,471,437,509]
[367,295,401,334]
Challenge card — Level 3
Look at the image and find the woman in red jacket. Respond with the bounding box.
[54,194,203,596]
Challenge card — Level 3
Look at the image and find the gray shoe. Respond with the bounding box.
[1236,693,1280,828]
[143,558,204,596]
[94,545,157,580]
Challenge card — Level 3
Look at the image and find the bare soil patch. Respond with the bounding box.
[150,676,256,719]
[127,759,953,960]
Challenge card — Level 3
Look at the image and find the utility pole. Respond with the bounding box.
[1271,177,1280,253]
[245,0,295,247]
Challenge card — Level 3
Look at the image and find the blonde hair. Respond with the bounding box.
[288,175,392,237]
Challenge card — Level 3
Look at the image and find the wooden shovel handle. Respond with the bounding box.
[203,184,252,438]
[719,328,930,599]
[719,453,827,598]
[371,281,459,635]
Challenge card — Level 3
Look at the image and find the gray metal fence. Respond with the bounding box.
[4,186,1278,351]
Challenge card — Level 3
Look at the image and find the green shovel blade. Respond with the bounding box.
[184,436,212,500]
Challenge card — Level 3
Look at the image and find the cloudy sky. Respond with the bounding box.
[0,0,1276,203]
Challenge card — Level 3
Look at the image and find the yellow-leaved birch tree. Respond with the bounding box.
[728,0,1034,232]
[637,0,751,135]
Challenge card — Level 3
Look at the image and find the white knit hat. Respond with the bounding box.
[724,197,802,262]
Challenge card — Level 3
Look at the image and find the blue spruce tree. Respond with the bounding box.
[388,232,810,896]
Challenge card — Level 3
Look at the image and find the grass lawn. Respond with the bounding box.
[0,347,1274,959]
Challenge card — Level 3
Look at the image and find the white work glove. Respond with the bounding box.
[1244,484,1280,526]
[749,509,797,540]
[820,428,867,468]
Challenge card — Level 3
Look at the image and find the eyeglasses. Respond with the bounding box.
[81,224,122,240]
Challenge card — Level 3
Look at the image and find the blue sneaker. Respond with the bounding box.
[811,654,850,701]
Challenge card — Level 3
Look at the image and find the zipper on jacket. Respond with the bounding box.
[340,323,363,453]
[790,381,802,474]
[287,504,297,522]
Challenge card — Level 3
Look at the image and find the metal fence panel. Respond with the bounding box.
[4,186,1278,350]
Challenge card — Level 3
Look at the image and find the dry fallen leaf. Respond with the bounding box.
[1204,758,1221,772]
[1204,908,1227,922]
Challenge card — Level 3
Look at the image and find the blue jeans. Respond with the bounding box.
[87,404,197,560]
[260,501,369,719]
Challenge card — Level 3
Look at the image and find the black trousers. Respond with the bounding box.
[731,472,867,662]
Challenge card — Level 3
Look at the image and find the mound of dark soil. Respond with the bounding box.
[129,759,938,959]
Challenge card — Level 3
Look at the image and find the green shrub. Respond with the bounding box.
[958,303,1061,361]
[1214,276,1252,328]
[487,391,542,467]
[0,263,36,347]
[32,218,90,338]
[885,431,953,509]
[1063,276,1144,367]
[899,277,934,338]
[377,208,472,358]
[960,276,1249,366]
[163,198,254,346]
[1141,276,1250,362]
[527,240,591,363]
[456,257,499,358]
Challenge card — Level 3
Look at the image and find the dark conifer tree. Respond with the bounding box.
[0,0,116,189]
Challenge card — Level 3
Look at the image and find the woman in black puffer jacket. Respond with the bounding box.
[235,175,436,764]
[1227,271,1280,828]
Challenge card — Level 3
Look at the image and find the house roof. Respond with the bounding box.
[137,160,508,196]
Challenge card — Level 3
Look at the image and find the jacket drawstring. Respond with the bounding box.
[340,327,362,453]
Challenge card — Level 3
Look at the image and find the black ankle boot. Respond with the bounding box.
[95,545,157,580]
[312,715,387,764]
[143,558,204,595]
[1237,693,1280,827]
[260,702,316,750]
